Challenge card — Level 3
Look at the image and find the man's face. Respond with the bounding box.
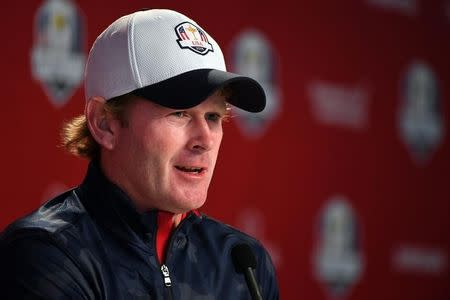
[108,92,227,213]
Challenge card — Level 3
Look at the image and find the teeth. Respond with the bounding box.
[176,166,203,173]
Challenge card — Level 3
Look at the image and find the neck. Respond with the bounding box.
[99,156,184,224]
[168,212,183,227]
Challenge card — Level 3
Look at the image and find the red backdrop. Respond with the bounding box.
[1,1,449,299]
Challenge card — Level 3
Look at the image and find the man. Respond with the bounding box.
[0,8,279,299]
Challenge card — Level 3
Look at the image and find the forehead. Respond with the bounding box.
[134,91,228,113]
[194,91,229,111]
[123,91,229,123]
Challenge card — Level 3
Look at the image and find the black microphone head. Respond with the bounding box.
[231,243,257,273]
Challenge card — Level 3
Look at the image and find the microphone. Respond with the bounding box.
[231,244,263,300]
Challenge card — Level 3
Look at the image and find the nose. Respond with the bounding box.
[188,118,214,153]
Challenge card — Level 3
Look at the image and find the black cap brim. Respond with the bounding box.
[132,68,266,112]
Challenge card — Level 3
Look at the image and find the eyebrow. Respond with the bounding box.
[198,100,227,114]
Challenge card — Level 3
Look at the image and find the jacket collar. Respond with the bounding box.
[76,160,201,244]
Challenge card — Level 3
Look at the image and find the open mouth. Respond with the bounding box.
[175,166,205,174]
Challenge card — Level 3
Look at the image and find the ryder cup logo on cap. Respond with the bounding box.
[175,22,213,55]
[85,9,266,113]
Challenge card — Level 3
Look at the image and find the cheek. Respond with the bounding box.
[205,132,223,173]
[135,125,182,173]
[212,131,224,156]
[141,126,180,157]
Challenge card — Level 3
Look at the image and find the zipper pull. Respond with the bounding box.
[160,264,172,287]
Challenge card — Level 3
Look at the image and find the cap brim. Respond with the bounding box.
[132,69,266,112]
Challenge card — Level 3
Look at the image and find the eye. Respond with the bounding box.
[167,111,191,125]
[206,113,222,123]
[172,111,188,118]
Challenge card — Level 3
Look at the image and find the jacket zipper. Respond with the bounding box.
[160,264,173,299]
[155,212,192,299]
[160,264,172,287]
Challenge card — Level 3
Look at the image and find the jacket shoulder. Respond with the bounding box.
[0,189,100,299]
[199,214,262,245]
[1,189,86,243]
[196,214,280,299]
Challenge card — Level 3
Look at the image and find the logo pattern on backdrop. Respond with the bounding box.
[229,29,281,139]
[308,81,370,130]
[366,0,418,16]
[31,0,86,107]
[313,196,363,297]
[398,61,445,165]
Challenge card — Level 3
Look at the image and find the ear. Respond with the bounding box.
[85,96,121,151]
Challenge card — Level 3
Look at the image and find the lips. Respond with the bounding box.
[174,165,206,174]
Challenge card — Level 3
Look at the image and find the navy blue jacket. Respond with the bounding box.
[0,162,279,299]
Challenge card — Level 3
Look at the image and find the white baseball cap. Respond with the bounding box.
[85,9,265,112]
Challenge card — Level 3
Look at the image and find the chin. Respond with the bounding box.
[172,192,207,212]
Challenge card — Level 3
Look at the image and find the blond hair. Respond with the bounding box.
[61,93,136,159]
